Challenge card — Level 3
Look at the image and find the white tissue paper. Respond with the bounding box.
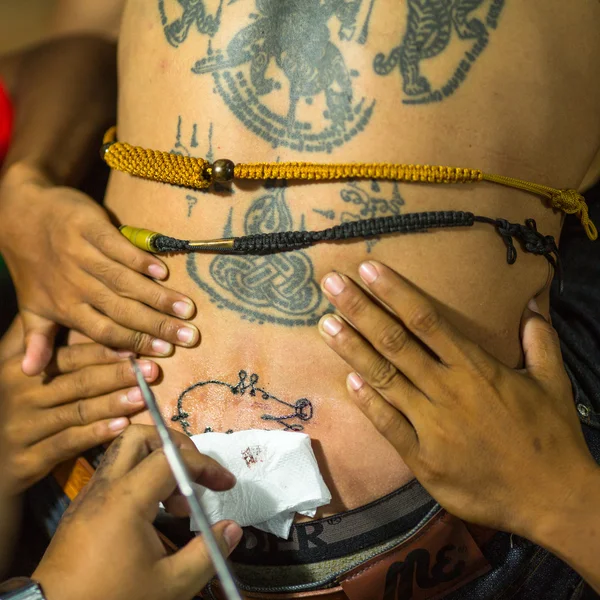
[190,430,331,539]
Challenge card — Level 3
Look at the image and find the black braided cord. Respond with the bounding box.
[152,210,563,292]
[154,211,473,253]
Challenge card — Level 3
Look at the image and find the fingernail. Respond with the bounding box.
[359,262,379,284]
[348,372,364,391]
[173,300,194,319]
[322,316,342,336]
[151,339,173,356]
[126,387,143,404]
[177,326,197,345]
[323,273,345,296]
[224,522,243,551]
[21,354,40,376]
[108,417,129,432]
[117,350,135,358]
[137,360,154,378]
[528,298,541,315]
[148,264,167,279]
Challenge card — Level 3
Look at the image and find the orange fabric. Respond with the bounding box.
[52,457,94,501]
[51,457,179,554]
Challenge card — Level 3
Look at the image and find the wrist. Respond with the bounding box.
[525,462,600,551]
[0,162,51,244]
[0,161,50,191]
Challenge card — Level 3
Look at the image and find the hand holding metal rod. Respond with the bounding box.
[130,358,242,600]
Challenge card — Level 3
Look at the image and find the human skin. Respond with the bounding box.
[0,23,202,375]
[0,319,159,575]
[97,0,600,515]
[317,259,600,592]
[32,425,242,600]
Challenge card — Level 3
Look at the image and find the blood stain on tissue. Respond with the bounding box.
[242,446,263,468]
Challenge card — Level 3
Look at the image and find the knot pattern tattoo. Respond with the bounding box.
[187,184,330,326]
[172,370,314,436]
[210,190,322,316]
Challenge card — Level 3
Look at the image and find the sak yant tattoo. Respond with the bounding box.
[171,115,199,156]
[171,116,232,215]
[313,180,404,252]
[172,117,328,325]
[171,116,199,216]
[159,0,223,47]
[189,0,375,152]
[172,370,314,435]
[374,0,506,104]
[172,120,402,324]
[187,181,330,326]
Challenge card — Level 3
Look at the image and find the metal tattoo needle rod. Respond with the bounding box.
[129,359,242,600]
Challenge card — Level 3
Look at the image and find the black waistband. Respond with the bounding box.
[231,479,435,566]
[87,446,436,565]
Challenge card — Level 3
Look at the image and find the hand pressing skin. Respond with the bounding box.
[33,425,242,600]
[0,162,200,376]
[0,320,159,495]
[318,261,600,547]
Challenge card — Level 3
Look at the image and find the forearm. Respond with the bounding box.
[2,35,117,186]
[529,465,600,593]
[0,51,24,98]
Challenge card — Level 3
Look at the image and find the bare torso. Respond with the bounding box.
[103,0,600,516]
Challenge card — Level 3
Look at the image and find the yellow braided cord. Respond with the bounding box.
[102,126,117,145]
[101,128,597,240]
[483,174,597,241]
[234,162,483,184]
[102,128,212,190]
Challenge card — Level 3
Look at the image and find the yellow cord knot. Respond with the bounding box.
[551,189,598,241]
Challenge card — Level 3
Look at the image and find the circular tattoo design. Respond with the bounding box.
[189,0,375,153]
[186,185,331,326]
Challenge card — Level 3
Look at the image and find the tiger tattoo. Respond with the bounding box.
[374,0,488,97]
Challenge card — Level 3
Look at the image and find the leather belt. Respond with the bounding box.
[53,459,496,600]
[207,510,494,600]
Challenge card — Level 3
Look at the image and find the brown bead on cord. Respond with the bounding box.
[99,142,114,160]
[212,159,235,183]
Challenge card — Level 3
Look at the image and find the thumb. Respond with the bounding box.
[158,520,242,598]
[521,300,564,379]
[21,311,59,376]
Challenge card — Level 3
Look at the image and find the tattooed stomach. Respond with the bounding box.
[103,0,600,515]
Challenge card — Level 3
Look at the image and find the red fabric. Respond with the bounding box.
[0,79,13,163]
